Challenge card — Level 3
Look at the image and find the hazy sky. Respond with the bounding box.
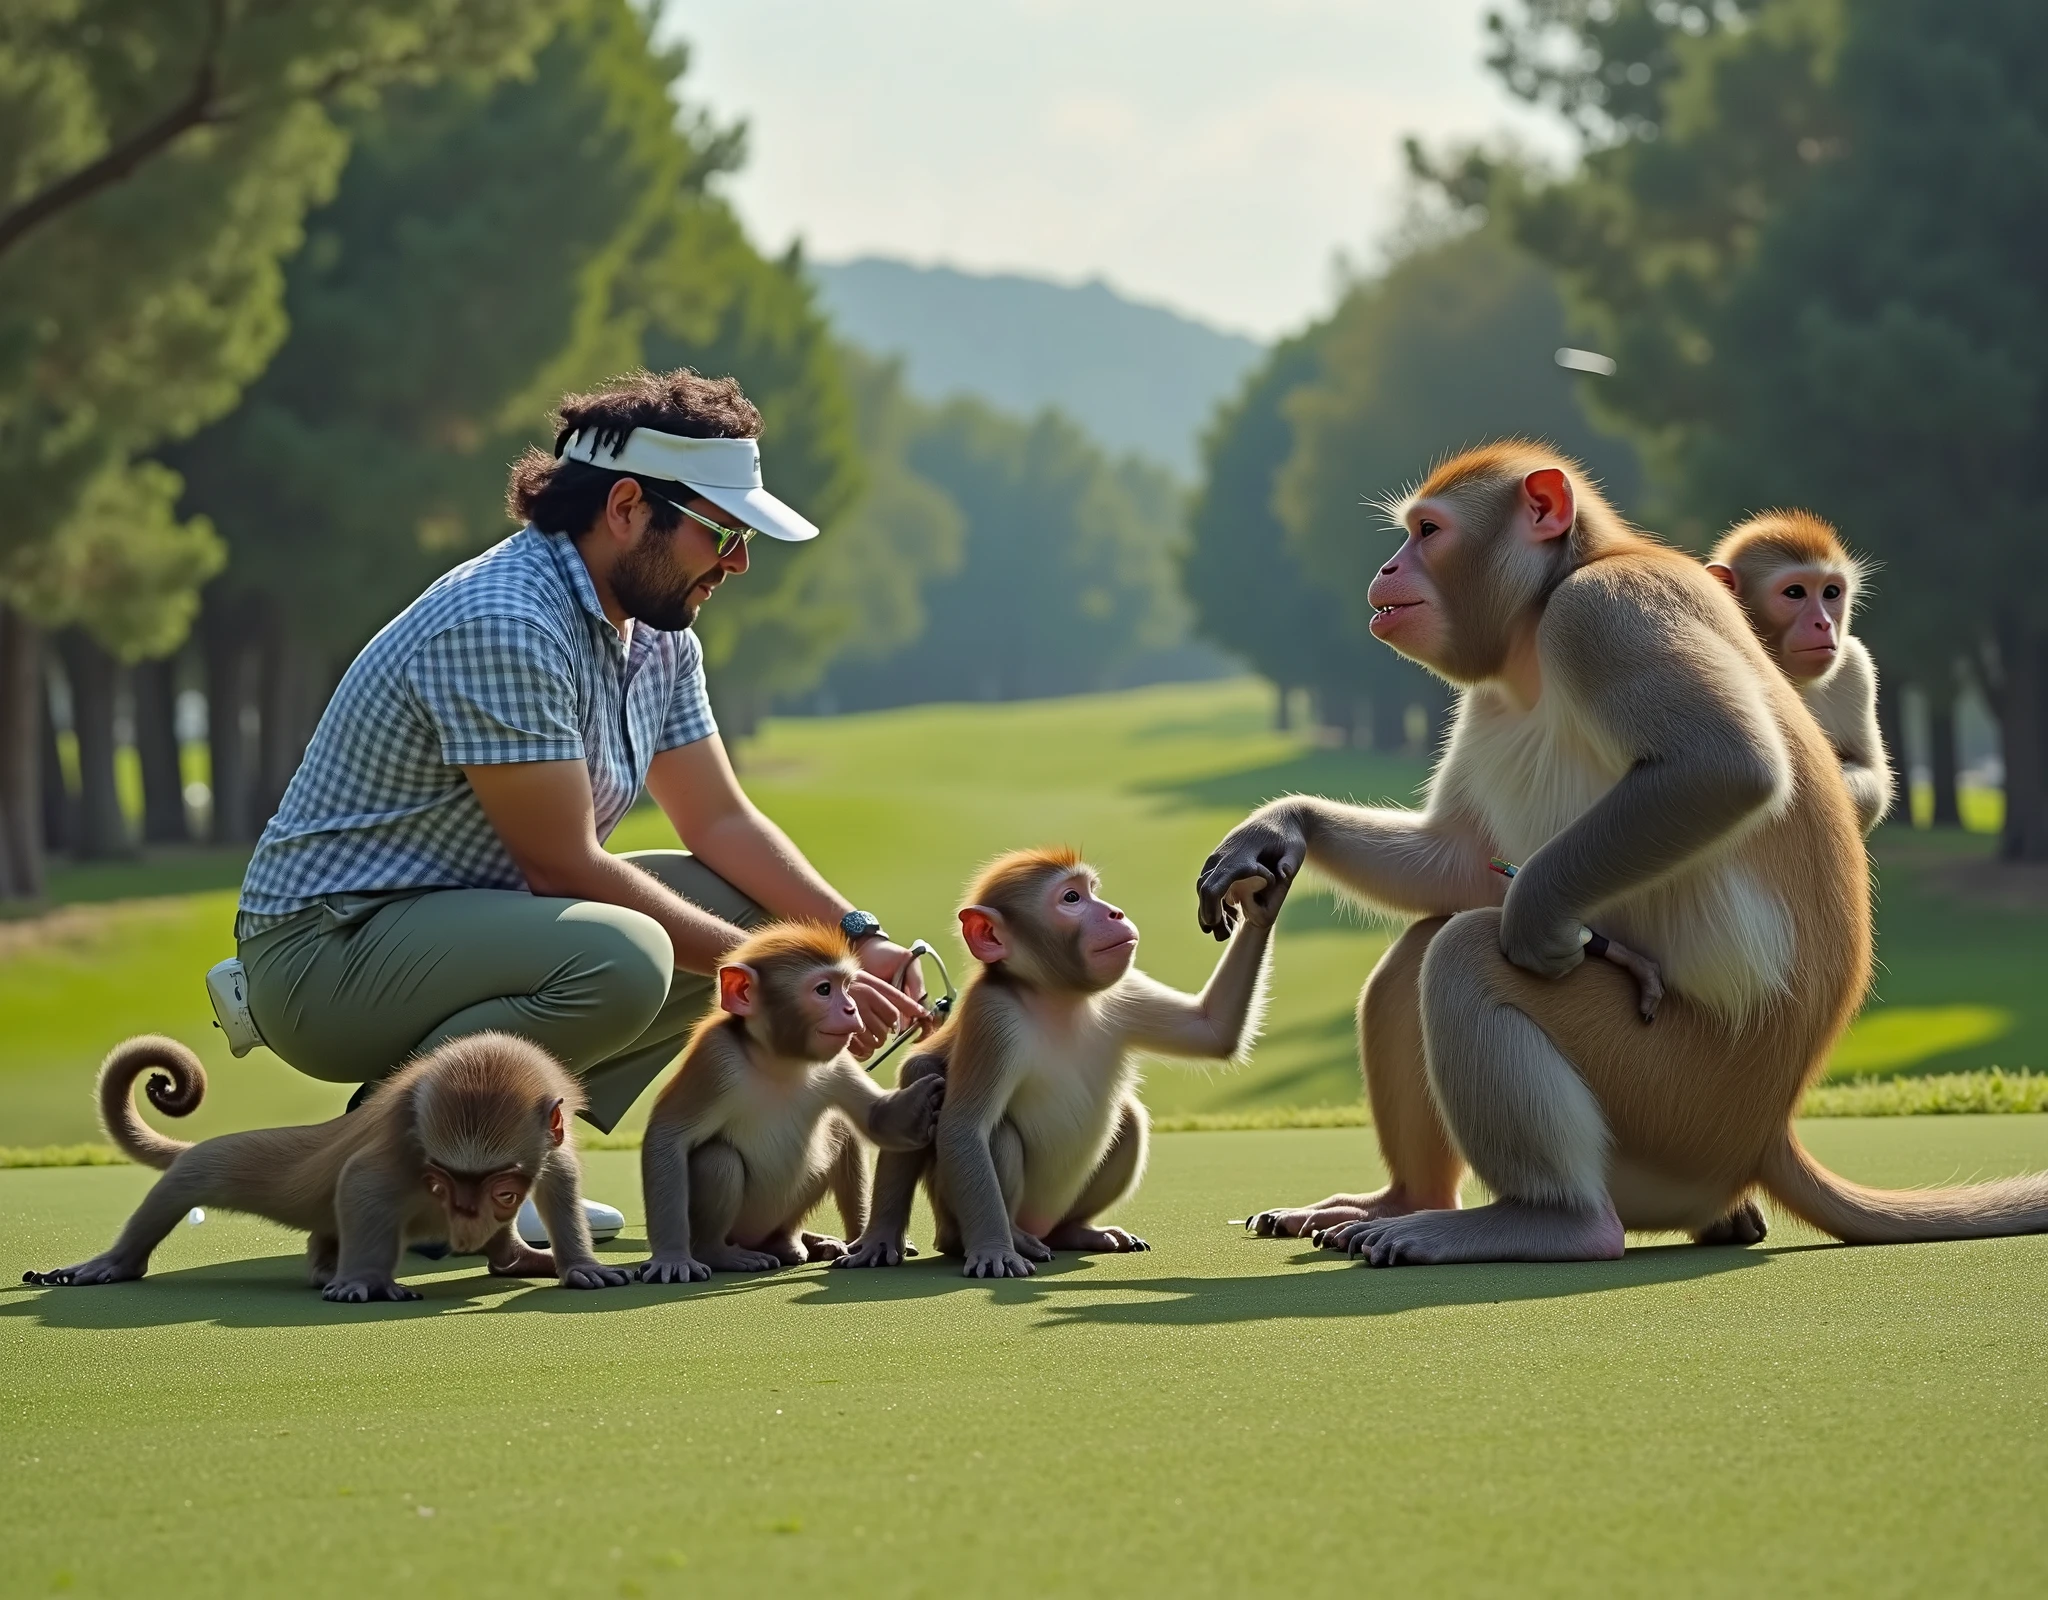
[658,1,1570,339]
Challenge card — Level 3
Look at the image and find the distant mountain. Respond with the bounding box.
[809,258,1265,478]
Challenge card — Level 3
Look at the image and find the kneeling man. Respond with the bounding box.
[234,370,925,1229]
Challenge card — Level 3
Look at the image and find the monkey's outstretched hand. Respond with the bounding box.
[1196,809,1305,940]
[866,1072,944,1151]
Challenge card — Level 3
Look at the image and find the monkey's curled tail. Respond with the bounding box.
[97,1035,207,1170]
[1759,1129,2048,1244]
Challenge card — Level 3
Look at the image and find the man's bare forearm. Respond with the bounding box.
[683,804,852,926]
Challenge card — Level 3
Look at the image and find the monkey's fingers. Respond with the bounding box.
[560,1263,633,1290]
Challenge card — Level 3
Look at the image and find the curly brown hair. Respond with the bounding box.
[506,368,763,536]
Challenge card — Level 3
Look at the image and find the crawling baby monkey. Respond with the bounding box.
[634,922,945,1282]
[24,1031,630,1300]
[842,847,1281,1277]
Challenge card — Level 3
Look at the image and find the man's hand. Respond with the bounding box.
[846,937,928,1060]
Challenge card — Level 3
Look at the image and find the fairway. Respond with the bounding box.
[5,1118,2047,1597]
[6,682,2047,1156]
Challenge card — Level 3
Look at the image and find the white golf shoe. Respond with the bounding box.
[516,1197,625,1248]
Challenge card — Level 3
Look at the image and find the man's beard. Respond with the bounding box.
[613,529,715,631]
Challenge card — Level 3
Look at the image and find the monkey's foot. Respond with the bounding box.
[1010,1228,1054,1262]
[701,1247,785,1273]
[835,1233,910,1269]
[1333,1200,1625,1268]
[487,1245,558,1279]
[799,1232,848,1263]
[321,1276,422,1303]
[961,1243,1036,1278]
[1692,1199,1768,1248]
[1252,1187,1429,1239]
[558,1262,633,1290]
[22,1256,142,1287]
[636,1253,711,1284]
[1043,1222,1148,1253]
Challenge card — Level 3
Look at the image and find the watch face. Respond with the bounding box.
[841,911,881,939]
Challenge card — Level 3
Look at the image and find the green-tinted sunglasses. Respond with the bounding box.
[638,480,756,559]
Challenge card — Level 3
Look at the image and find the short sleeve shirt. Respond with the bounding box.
[235,527,716,935]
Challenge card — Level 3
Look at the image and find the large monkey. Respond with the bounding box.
[841,848,1279,1278]
[634,923,945,1282]
[1707,511,1892,834]
[25,1032,629,1299]
[1201,443,2048,1264]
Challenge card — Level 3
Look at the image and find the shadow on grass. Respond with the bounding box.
[2,1234,1779,1331]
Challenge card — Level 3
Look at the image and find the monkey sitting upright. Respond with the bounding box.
[840,847,1282,1279]
[24,1031,631,1301]
[634,923,946,1283]
[1708,511,1892,834]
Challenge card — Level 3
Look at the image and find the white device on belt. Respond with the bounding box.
[204,958,266,1057]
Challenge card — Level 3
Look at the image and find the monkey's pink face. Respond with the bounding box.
[424,1165,531,1254]
[1365,499,1456,667]
[1045,871,1140,984]
[795,964,865,1058]
[1755,564,1848,681]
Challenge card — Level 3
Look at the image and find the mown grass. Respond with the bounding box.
[3,680,2045,1150]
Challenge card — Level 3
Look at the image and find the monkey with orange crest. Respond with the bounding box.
[841,847,1283,1278]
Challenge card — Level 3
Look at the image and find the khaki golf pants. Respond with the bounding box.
[238,851,763,1132]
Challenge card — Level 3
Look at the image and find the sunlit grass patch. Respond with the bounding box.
[1826,1004,2015,1078]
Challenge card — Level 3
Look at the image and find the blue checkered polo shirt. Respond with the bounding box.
[235,526,717,936]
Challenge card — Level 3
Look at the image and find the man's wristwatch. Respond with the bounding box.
[840,909,886,945]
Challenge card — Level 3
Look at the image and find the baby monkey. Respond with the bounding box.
[842,847,1281,1278]
[24,1031,629,1301]
[1708,510,1892,834]
[635,922,945,1282]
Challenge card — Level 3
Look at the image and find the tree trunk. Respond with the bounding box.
[40,657,74,855]
[203,593,257,843]
[1273,682,1293,732]
[133,655,189,845]
[1926,694,1963,830]
[55,630,131,859]
[253,620,323,828]
[1875,669,1906,824]
[0,605,44,900]
[1996,621,2048,861]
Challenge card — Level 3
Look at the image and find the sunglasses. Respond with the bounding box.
[637,480,756,560]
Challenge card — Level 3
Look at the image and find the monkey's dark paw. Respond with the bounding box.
[1692,1200,1767,1248]
[1010,1228,1054,1262]
[704,1248,785,1273]
[322,1277,421,1303]
[1195,814,1305,939]
[800,1233,849,1263]
[836,1235,907,1268]
[23,1257,139,1286]
[559,1263,633,1290]
[636,1255,712,1284]
[962,1245,1035,1278]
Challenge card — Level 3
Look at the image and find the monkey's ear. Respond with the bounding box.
[1704,561,1741,598]
[718,963,759,1017]
[958,907,1008,964]
[1521,467,1576,541]
[546,1098,566,1148]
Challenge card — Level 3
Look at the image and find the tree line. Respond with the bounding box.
[2,0,2031,906]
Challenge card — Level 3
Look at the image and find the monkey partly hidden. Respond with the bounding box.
[1203,442,2048,1263]
[634,922,945,1282]
[841,847,1280,1278]
[1708,510,1893,834]
[24,1031,631,1300]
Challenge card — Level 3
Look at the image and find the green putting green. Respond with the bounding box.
[6,1118,2047,1596]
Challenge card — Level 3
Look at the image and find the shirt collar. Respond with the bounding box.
[525,525,622,643]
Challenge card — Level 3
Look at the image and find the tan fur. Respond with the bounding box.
[636,921,941,1279]
[845,851,1275,1277]
[26,1032,622,1299]
[1211,444,2036,1261]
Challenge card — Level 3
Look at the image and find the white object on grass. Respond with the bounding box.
[517,1197,624,1248]
[187,1208,206,1226]
[1554,346,1618,376]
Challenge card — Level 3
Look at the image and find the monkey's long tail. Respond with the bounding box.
[96,1035,207,1170]
[1759,1129,2048,1244]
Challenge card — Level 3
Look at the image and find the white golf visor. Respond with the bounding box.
[558,427,819,542]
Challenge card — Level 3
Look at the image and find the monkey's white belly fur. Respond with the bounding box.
[716,1071,843,1239]
[1006,1029,1137,1232]
[1447,690,1793,1023]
